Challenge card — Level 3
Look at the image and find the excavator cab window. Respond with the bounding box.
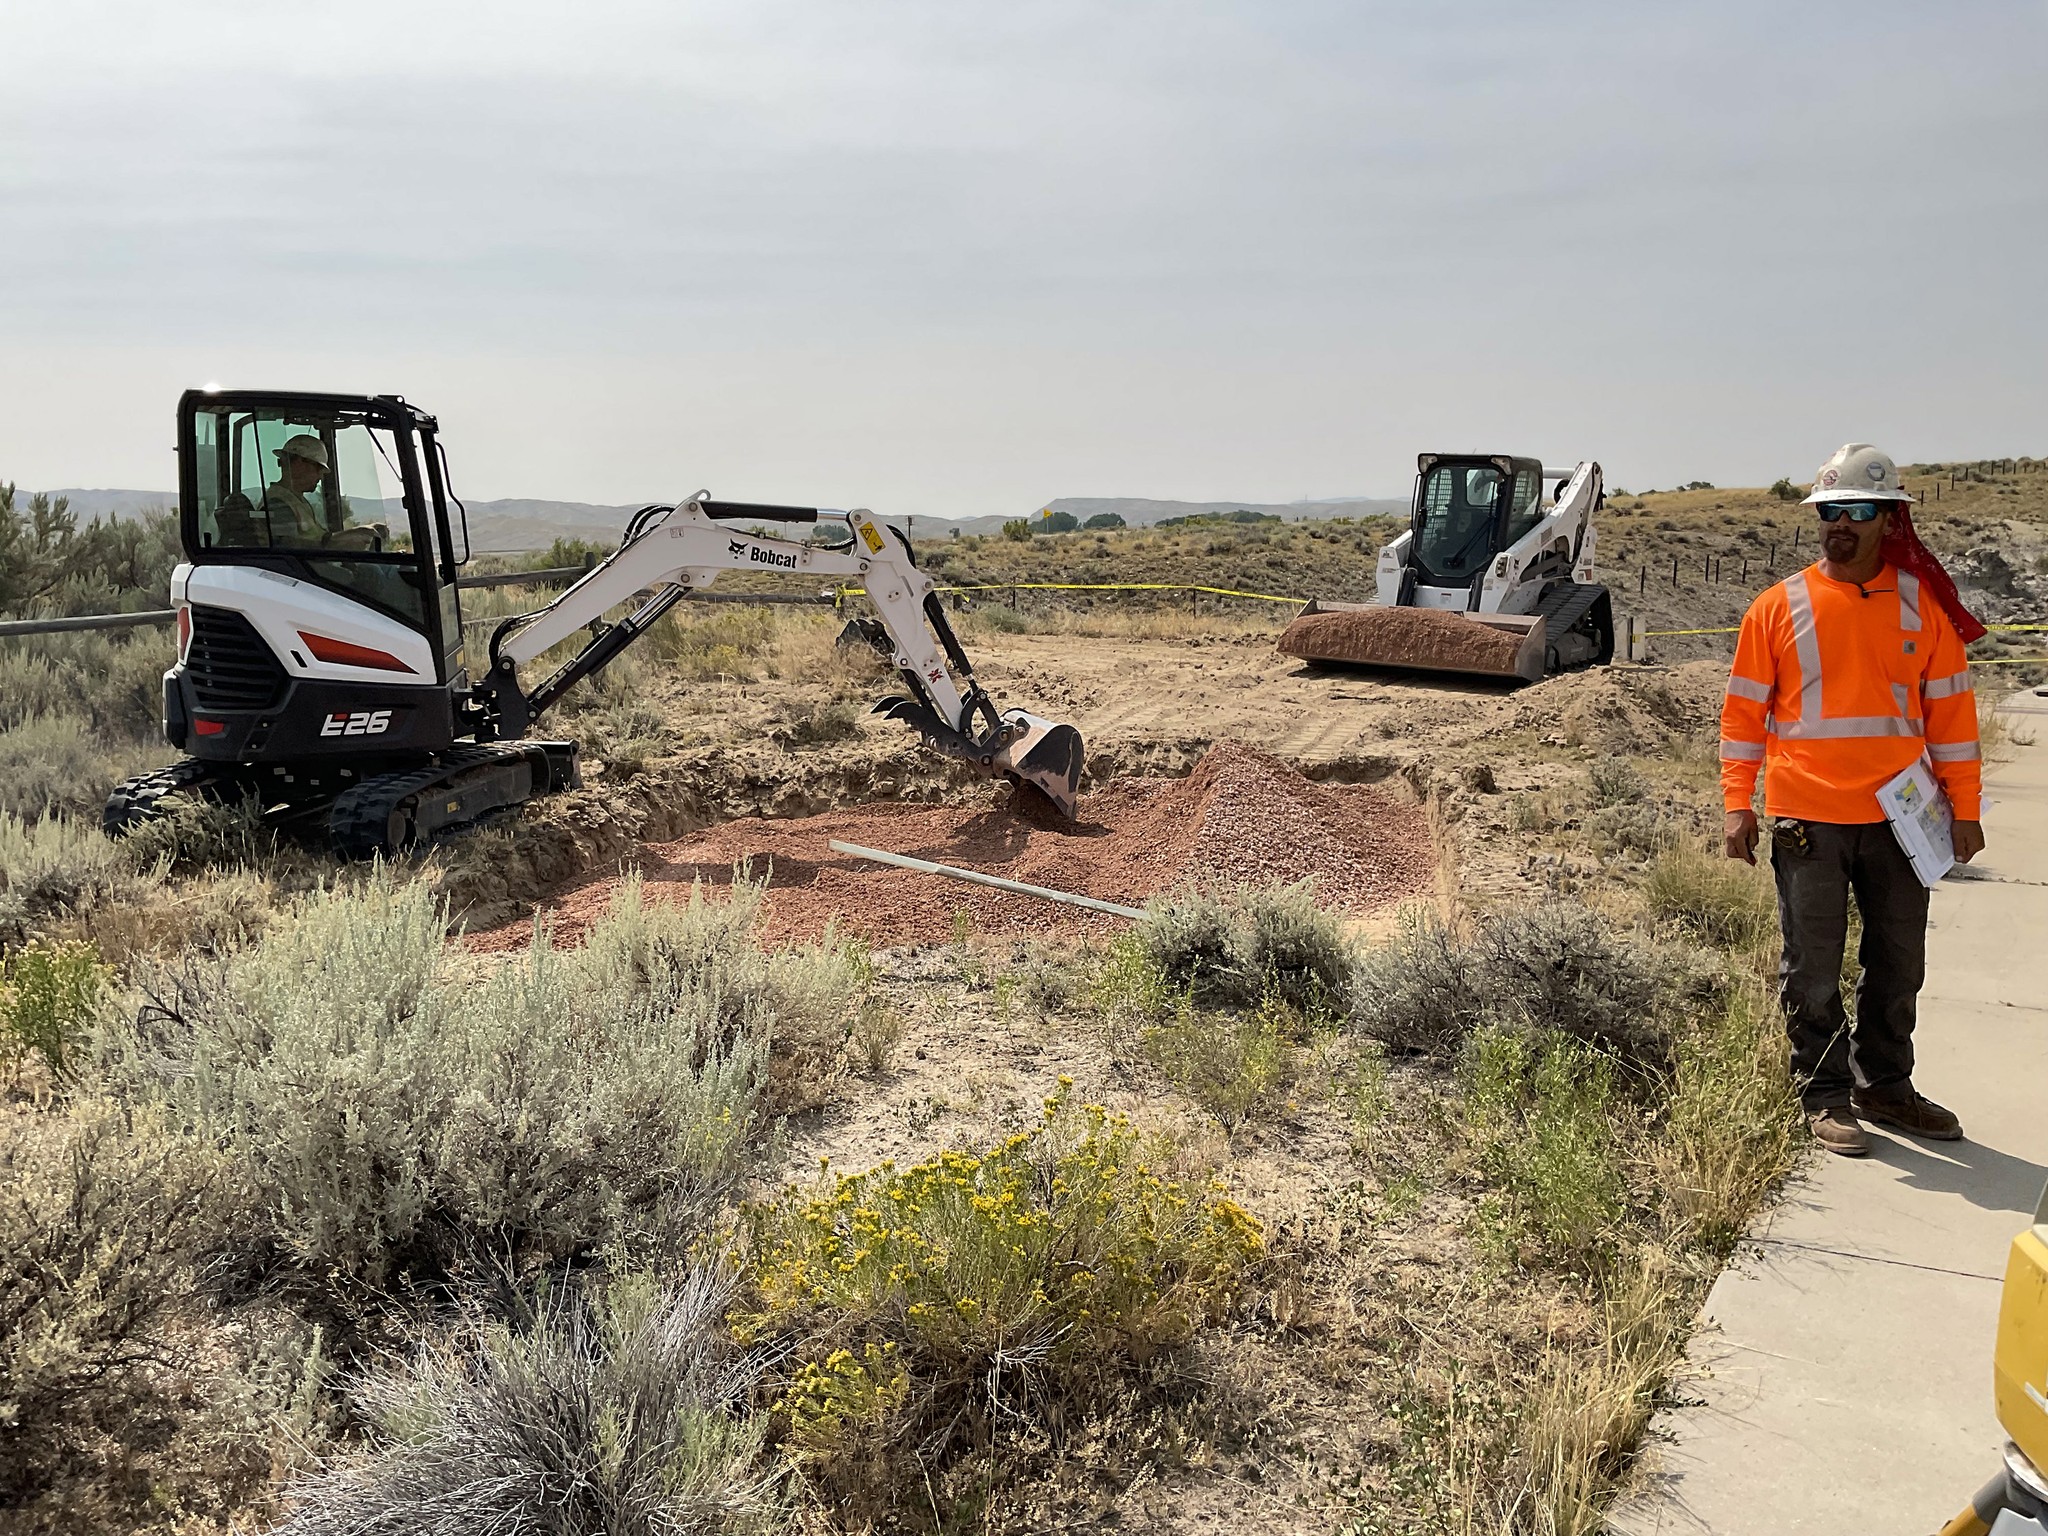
[183,397,438,634]
[1412,463,1505,584]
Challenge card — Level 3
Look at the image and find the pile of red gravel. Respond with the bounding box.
[467,742,1434,950]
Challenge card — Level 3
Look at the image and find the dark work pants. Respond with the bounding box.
[1770,819,1930,1112]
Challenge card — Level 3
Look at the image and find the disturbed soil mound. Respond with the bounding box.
[468,741,1433,949]
[1278,607,1527,674]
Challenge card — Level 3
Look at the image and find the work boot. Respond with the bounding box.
[1807,1107,1870,1157]
[1852,1089,1964,1142]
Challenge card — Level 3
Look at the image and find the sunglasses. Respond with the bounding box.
[1816,502,1887,524]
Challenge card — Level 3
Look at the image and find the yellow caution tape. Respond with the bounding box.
[835,580,1311,606]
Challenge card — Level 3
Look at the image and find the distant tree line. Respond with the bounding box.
[0,483,181,617]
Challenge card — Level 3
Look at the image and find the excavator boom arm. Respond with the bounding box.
[474,495,1082,814]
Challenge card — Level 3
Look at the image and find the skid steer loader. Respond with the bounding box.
[103,388,1084,857]
[1279,453,1614,683]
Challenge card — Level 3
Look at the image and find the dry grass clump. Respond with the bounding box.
[733,1084,1263,1519]
[965,602,1290,642]
[276,1268,777,1536]
[104,869,854,1299]
[1644,839,1777,951]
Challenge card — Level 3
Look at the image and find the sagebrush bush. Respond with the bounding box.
[0,809,156,942]
[1141,881,1352,1016]
[0,631,169,741]
[277,1267,775,1536]
[106,870,851,1293]
[1586,760,1647,807]
[1353,901,1706,1073]
[736,1084,1262,1510]
[0,1099,236,1497]
[0,712,170,822]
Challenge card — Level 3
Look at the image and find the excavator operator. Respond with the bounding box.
[263,435,385,550]
[1721,443,1986,1158]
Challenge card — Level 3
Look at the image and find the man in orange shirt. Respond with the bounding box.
[1722,444,1985,1157]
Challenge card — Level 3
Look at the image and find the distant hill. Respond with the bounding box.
[34,490,1409,550]
[1029,495,1406,530]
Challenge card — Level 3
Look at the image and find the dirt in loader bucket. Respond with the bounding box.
[1277,605,1541,680]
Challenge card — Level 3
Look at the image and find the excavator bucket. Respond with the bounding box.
[1278,601,1547,684]
[993,710,1085,818]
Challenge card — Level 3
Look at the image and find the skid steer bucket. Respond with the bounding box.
[1278,602,1546,684]
[992,710,1085,818]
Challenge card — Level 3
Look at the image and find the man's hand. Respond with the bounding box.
[1725,809,1759,864]
[1952,819,1986,863]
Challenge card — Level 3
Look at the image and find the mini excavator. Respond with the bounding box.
[1284,453,1614,683]
[104,389,1084,857]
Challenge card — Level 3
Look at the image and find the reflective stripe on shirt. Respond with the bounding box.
[1928,740,1981,762]
[1725,676,1770,703]
[1923,668,1974,699]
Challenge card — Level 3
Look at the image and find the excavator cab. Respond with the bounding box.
[163,389,482,774]
[180,389,468,685]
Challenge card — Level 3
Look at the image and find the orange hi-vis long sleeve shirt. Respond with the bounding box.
[1721,561,1981,823]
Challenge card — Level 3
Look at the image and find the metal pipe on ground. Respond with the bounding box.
[828,839,1147,919]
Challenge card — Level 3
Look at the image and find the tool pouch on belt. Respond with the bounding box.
[1771,819,1812,857]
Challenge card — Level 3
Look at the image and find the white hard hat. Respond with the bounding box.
[274,433,330,470]
[1804,442,1913,504]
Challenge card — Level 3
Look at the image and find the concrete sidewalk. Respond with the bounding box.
[1613,690,2048,1536]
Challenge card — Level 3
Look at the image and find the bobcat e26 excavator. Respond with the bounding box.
[1283,453,1614,683]
[104,388,1084,857]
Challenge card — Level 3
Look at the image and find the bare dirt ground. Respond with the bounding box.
[446,629,1730,942]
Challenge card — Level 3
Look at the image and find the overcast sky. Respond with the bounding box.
[3,1,2043,516]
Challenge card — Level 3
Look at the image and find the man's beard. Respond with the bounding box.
[1823,529,1861,560]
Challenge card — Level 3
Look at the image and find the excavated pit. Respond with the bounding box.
[1278,606,1528,675]
[466,741,1435,950]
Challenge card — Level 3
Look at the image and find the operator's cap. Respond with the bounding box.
[273,433,330,470]
[1804,443,1913,504]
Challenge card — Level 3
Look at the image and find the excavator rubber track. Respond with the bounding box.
[103,758,232,836]
[327,741,580,859]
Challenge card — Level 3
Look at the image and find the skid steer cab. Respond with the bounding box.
[106,387,1083,858]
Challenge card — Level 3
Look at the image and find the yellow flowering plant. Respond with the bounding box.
[734,1081,1262,1472]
